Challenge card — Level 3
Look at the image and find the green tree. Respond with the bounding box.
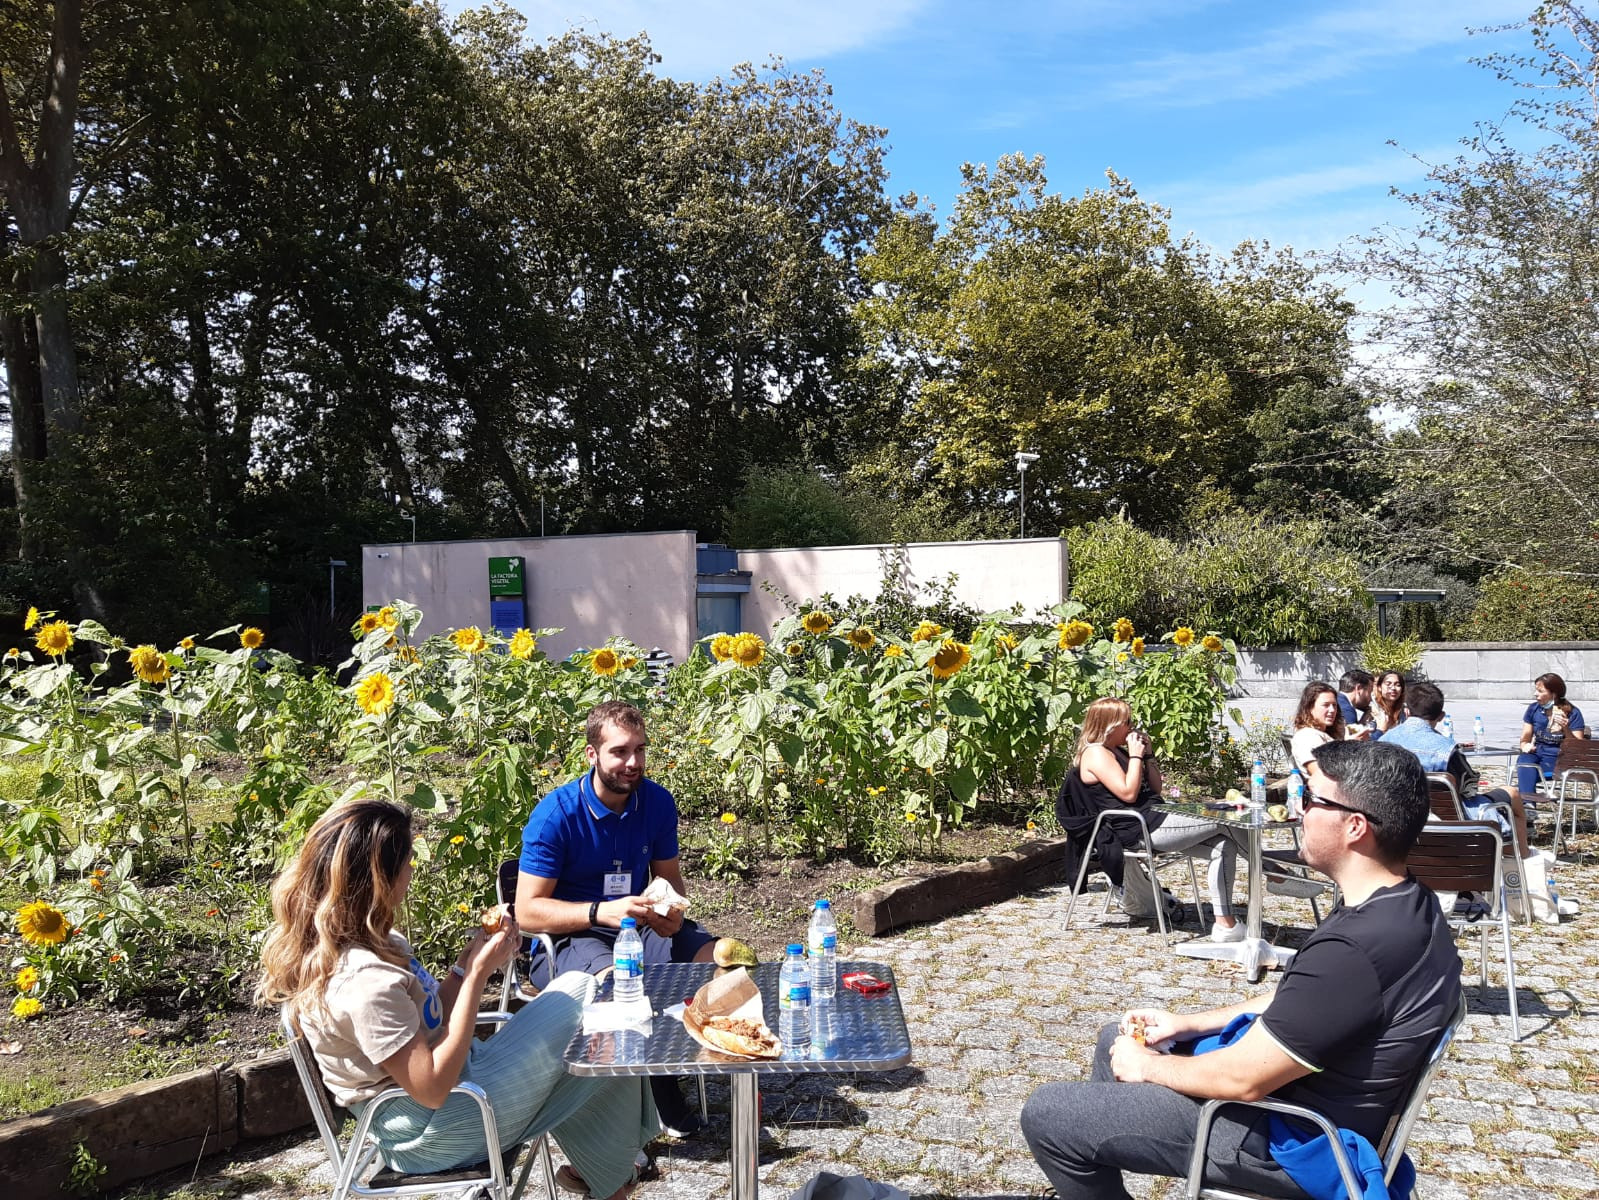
[851,157,1354,534]
[1353,1,1599,578]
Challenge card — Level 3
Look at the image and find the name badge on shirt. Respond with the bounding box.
[604,872,632,897]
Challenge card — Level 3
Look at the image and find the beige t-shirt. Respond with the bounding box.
[297,933,447,1105]
[1290,726,1333,771]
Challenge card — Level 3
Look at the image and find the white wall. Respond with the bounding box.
[1236,643,1599,700]
[739,539,1070,636]
[362,531,700,662]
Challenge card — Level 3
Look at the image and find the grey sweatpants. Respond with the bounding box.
[1019,1022,1309,1199]
[1122,813,1247,920]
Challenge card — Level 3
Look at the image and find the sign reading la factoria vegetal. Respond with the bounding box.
[488,556,524,597]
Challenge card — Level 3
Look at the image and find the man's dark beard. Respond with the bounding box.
[594,764,638,798]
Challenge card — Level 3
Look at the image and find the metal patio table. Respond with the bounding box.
[1163,800,1305,982]
[564,960,912,1200]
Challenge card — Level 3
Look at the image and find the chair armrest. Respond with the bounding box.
[342,1081,509,1195]
[1185,1097,1363,1200]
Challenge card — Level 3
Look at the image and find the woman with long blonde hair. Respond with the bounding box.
[260,800,653,1196]
[1056,697,1246,941]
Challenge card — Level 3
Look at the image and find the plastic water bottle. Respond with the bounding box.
[779,943,811,1057]
[1473,716,1486,749]
[808,900,838,1000]
[1250,758,1267,808]
[612,917,644,1005]
[1440,715,1454,742]
[1288,768,1305,818]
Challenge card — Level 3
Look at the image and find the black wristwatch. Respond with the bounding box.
[588,900,600,928]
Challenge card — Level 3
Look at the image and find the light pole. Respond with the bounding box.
[399,511,416,542]
[328,559,347,618]
[1015,452,1039,539]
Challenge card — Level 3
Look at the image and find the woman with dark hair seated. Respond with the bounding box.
[259,799,654,1197]
[1517,671,1588,795]
[1289,682,1345,776]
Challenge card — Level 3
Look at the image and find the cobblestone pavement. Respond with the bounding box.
[116,827,1599,1200]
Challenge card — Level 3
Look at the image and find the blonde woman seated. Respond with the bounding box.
[1058,697,1247,942]
[259,800,655,1198]
[1289,682,1345,776]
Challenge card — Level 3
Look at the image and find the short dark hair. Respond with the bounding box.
[1311,740,1429,863]
[1404,681,1445,722]
[586,700,646,748]
[1339,669,1374,693]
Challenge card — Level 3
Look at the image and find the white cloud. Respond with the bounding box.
[472,0,929,77]
[1094,0,1530,107]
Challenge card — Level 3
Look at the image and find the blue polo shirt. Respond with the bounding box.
[518,772,681,903]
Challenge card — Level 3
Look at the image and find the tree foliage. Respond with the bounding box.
[1354,0,1599,578]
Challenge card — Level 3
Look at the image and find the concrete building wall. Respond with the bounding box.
[362,531,699,662]
[1236,643,1599,701]
[739,539,1070,635]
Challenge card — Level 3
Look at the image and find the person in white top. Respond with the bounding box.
[1289,682,1344,776]
[258,800,653,1195]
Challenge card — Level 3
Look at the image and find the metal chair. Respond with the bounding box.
[1409,821,1522,1040]
[1550,739,1599,857]
[1063,808,1203,941]
[281,1009,557,1200]
[1184,993,1468,1199]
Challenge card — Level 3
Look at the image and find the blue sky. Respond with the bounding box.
[466,0,1537,267]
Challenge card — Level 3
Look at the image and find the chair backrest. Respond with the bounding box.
[1553,735,1599,775]
[281,1009,354,1174]
[1377,993,1470,1177]
[1407,821,1503,899]
[1424,773,1463,822]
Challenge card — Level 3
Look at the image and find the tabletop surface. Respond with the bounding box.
[1157,798,1297,831]
[563,960,913,1077]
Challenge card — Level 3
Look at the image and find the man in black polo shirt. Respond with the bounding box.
[1021,740,1461,1198]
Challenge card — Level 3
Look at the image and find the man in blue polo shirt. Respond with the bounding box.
[515,699,717,1136]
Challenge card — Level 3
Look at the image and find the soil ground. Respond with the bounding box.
[0,822,1030,1119]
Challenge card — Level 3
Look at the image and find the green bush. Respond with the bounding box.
[1451,571,1599,641]
[1068,512,1368,647]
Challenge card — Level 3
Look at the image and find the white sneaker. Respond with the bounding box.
[1210,921,1246,943]
[1556,895,1580,917]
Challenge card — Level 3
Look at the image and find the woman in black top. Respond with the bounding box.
[1057,697,1245,941]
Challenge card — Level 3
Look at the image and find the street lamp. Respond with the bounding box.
[1015,452,1040,539]
[399,510,416,542]
[328,559,348,618]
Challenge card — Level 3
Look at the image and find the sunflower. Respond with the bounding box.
[884,644,905,658]
[357,612,382,635]
[15,966,39,992]
[904,811,918,824]
[846,627,876,651]
[709,634,734,662]
[179,636,195,652]
[355,671,396,717]
[720,812,738,825]
[1131,637,1145,657]
[929,639,972,680]
[911,620,943,643]
[128,644,170,685]
[396,644,420,664]
[1202,634,1224,653]
[1172,626,1195,648]
[240,627,265,650]
[590,647,621,676]
[11,996,42,1020]
[621,655,639,668]
[451,626,487,655]
[1057,620,1093,649]
[994,632,1018,654]
[24,606,40,630]
[35,621,73,658]
[785,641,804,658]
[17,901,68,946]
[377,605,399,631]
[729,632,766,668]
[508,629,537,660]
[1113,617,1134,644]
[801,611,833,636]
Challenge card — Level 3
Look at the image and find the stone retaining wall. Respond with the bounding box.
[1236,641,1599,699]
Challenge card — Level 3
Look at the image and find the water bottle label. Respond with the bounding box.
[783,983,811,1006]
[615,954,641,978]
[813,934,836,951]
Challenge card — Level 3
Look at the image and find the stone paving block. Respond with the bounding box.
[1493,1129,1559,1153]
[1426,1097,1502,1124]
[918,1143,988,1179]
[1408,1122,1477,1148]
[914,1113,980,1143]
[1532,1086,1599,1110]
[1506,1104,1580,1131]
[1523,1156,1599,1189]
[852,1133,924,1169]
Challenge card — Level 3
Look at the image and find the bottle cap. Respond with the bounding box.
[620,917,637,929]
[787,943,804,955]
[815,899,831,910]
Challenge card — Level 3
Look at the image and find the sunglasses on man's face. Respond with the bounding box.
[1303,791,1382,825]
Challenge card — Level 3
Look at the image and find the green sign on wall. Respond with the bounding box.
[488,556,525,597]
